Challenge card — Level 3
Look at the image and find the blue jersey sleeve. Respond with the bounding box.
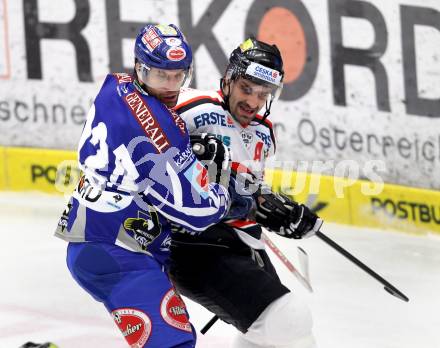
[137,154,231,232]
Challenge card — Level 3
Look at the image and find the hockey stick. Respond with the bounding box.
[316,231,409,302]
[261,233,313,292]
[200,315,219,335]
[201,233,311,335]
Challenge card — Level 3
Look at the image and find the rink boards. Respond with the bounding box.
[0,146,439,236]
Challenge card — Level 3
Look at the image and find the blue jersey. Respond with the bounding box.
[55,73,230,264]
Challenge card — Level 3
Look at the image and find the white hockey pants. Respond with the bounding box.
[231,292,317,348]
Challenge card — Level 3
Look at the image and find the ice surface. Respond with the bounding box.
[1,192,439,348]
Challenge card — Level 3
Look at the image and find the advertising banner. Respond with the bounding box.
[1,0,439,188]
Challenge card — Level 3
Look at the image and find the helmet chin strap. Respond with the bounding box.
[134,78,149,95]
[133,66,150,95]
[261,98,273,123]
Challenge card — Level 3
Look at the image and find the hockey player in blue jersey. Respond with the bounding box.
[55,24,250,348]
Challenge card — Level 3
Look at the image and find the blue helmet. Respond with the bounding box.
[134,24,193,70]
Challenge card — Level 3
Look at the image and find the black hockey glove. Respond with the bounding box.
[190,133,230,185]
[255,189,322,239]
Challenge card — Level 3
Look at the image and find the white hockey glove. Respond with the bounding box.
[190,133,230,185]
[256,188,323,239]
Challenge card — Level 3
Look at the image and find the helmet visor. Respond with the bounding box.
[138,63,193,91]
[236,79,282,102]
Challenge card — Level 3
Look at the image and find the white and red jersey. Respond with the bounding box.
[175,88,276,248]
[175,88,276,183]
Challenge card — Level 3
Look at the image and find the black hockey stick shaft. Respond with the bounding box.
[316,231,409,302]
[200,315,218,335]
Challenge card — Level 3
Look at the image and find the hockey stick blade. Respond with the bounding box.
[262,233,313,293]
[316,231,409,302]
[384,285,409,302]
[297,246,311,284]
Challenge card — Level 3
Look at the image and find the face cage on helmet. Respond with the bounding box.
[137,62,193,91]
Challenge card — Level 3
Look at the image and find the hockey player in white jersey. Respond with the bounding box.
[169,38,322,348]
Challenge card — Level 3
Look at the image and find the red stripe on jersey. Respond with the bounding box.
[174,94,223,112]
[254,114,273,129]
[227,219,257,228]
[231,162,257,179]
[168,107,187,135]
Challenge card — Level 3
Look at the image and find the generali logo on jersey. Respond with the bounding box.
[124,91,170,152]
[112,308,152,347]
[160,288,192,332]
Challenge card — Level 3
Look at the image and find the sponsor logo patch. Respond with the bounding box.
[112,308,152,347]
[123,209,162,251]
[165,38,182,47]
[168,107,186,134]
[166,47,186,61]
[155,24,178,36]
[142,27,163,52]
[174,143,194,168]
[183,161,209,198]
[113,73,133,84]
[239,38,254,52]
[245,62,282,86]
[194,112,234,129]
[124,91,170,152]
[160,289,192,332]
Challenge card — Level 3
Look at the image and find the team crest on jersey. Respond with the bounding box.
[160,288,192,332]
[241,130,254,149]
[112,308,152,347]
[123,209,162,251]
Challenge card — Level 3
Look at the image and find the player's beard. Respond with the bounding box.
[233,102,258,126]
